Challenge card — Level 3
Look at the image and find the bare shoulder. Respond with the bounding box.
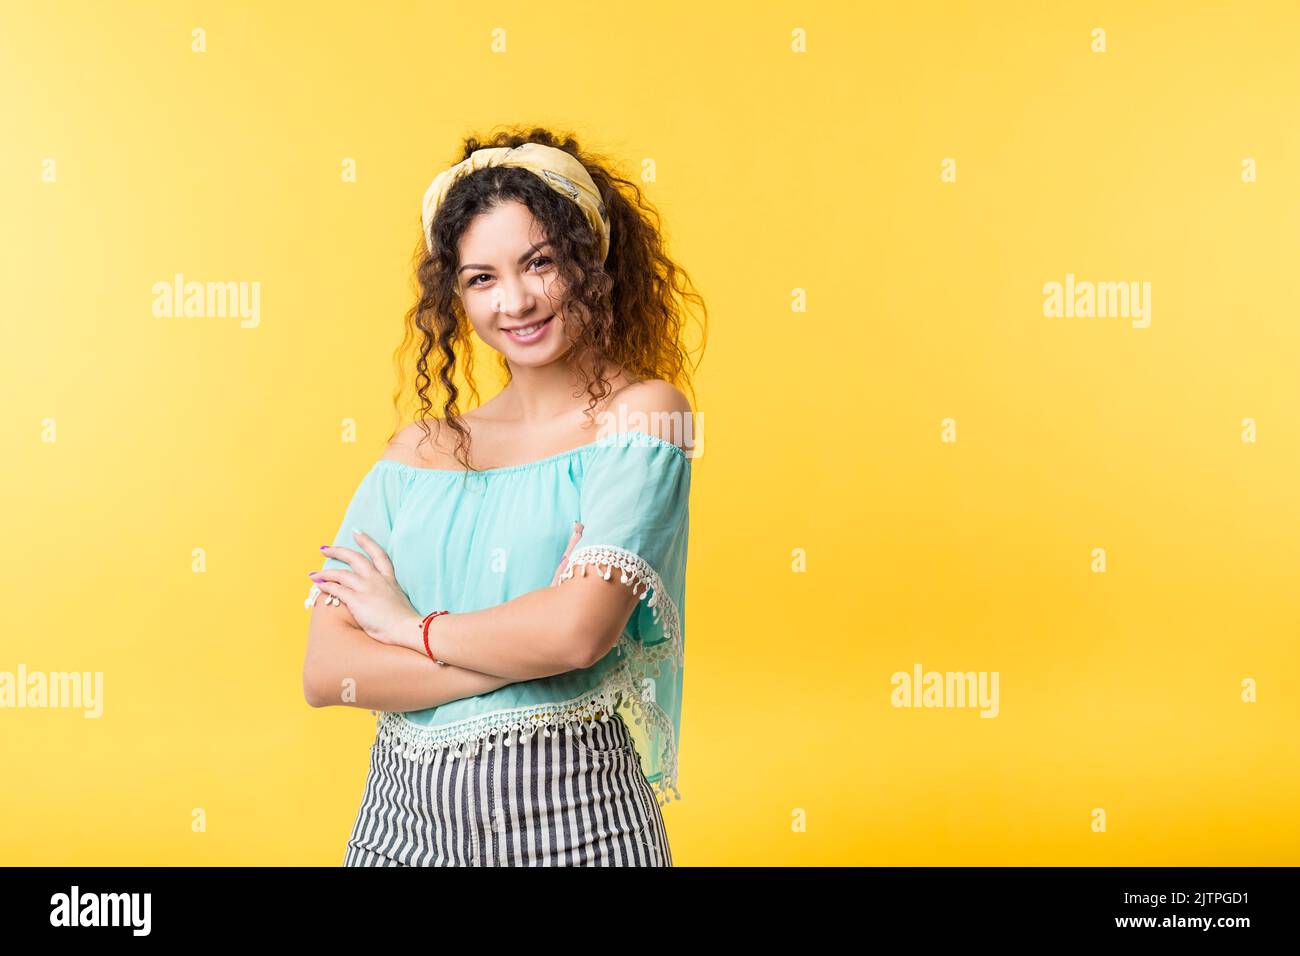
[600,378,694,450]
[611,378,692,414]
[381,417,462,467]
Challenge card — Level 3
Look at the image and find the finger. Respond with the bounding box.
[310,568,362,591]
[551,522,585,586]
[551,549,571,587]
[561,522,583,557]
[312,579,353,609]
[319,545,374,576]
[351,530,395,578]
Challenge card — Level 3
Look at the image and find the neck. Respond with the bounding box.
[497,346,615,424]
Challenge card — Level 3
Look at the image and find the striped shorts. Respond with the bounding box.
[342,709,673,866]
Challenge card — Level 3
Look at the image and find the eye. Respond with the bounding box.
[465,257,552,289]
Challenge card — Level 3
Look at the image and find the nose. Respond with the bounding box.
[491,276,535,318]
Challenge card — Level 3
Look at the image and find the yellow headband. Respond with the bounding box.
[421,142,610,263]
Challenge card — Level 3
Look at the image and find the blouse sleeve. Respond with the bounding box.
[559,432,692,653]
[558,431,693,804]
[305,462,410,609]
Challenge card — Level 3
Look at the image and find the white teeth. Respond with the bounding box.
[506,318,549,336]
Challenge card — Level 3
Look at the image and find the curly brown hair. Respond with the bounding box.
[386,124,707,476]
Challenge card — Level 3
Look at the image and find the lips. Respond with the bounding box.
[501,315,554,341]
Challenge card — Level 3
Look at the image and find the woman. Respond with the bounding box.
[301,127,706,867]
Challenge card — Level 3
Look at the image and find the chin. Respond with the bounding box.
[502,344,570,367]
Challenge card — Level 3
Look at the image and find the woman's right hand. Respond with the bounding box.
[550,521,584,587]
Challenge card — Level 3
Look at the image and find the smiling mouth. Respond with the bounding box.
[502,316,554,337]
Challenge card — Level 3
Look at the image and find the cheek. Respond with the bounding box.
[462,298,494,335]
[542,272,569,302]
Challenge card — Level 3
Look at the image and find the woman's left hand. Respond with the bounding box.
[311,531,422,651]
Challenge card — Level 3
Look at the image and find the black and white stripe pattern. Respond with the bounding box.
[342,709,672,866]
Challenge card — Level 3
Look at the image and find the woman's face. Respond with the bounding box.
[455,199,573,367]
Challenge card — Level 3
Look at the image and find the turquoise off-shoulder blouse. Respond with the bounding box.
[306,430,692,806]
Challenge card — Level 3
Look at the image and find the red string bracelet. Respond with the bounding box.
[421,610,451,666]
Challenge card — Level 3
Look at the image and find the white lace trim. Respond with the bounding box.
[554,543,684,806]
[305,543,685,806]
[555,544,684,676]
[374,654,681,806]
[305,583,340,608]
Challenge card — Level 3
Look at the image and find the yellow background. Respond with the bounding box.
[2,0,1297,865]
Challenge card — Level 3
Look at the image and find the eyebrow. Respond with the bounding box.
[458,240,552,274]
